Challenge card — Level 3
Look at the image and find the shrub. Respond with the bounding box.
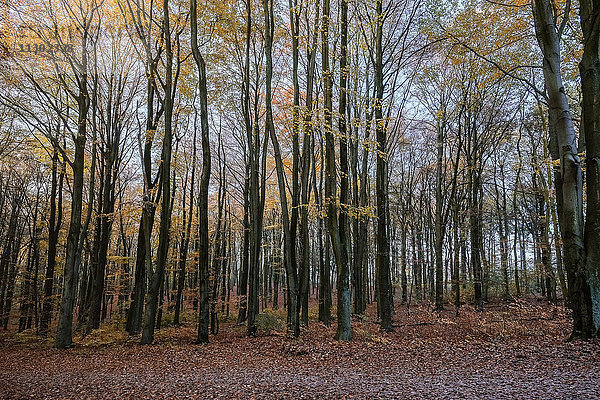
[255,308,286,334]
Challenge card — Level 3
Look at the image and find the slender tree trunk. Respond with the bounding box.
[3,223,23,330]
[374,0,393,330]
[88,116,120,332]
[237,172,250,322]
[126,70,161,335]
[434,110,445,311]
[174,130,195,326]
[56,79,89,349]
[315,133,331,324]
[19,213,36,332]
[141,0,175,344]
[1,197,21,329]
[452,199,461,309]
[191,0,212,344]
[471,169,483,311]
[237,0,253,325]
[288,0,302,328]
[39,150,63,337]
[335,0,352,340]
[299,0,319,327]
[264,0,299,337]
[513,135,523,298]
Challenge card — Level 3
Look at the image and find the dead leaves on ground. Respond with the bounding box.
[0,297,599,399]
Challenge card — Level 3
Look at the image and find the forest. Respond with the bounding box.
[0,0,599,397]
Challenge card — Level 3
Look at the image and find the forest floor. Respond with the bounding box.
[1,297,599,399]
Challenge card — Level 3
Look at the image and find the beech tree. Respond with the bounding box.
[533,0,595,338]
[579,0,600,334]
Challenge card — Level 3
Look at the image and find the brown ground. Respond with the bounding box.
[1,299,599,399]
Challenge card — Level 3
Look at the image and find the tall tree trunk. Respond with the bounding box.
[246,0,269,337]
[434,110,445,310]
[321,0,350,340]
[88,91,121,332]
[141,0,175,344]
[354,74,372,314]
[126,67,161,335]
[299,0,319,327]
[56,70,89,349]
[533,0,594,338]
[288,0,301,327]
[513,134,523,298]
[264,0,299,337]
[579,0,600,335]
[237,0,253,325]
[335,0,352,340]
[374,0,393,331]
[190,0,212,344]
